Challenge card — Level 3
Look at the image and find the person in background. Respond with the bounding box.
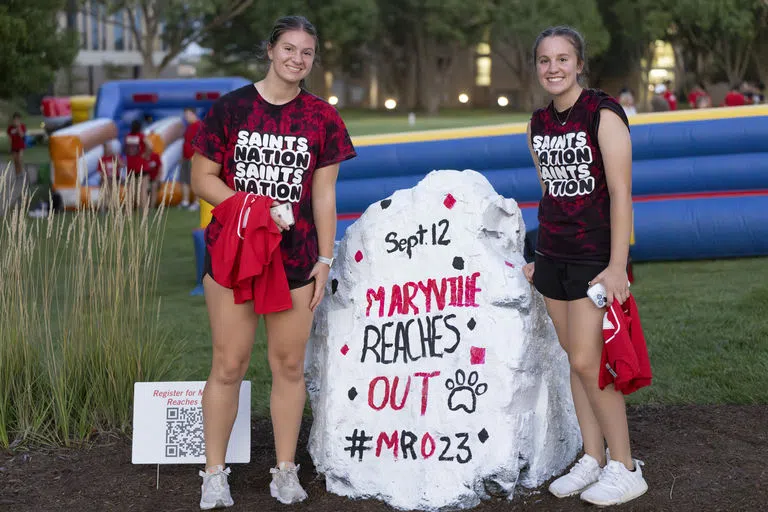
[181,107,202,211]
[650,84,670,112]
[722,84,747,107]
[525,25,648,507]
[662,80,677,110]
[6,113,27,176]
[124,120,152,207]
[696,94,712,109]
[144,147,163,207]
[618,88,637,116]
[687,83,709,109]
[98,143,124,208]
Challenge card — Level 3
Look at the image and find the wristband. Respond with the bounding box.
[318,255,334,266]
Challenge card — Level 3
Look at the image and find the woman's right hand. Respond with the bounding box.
[523,262,535,283]
[270,201,291,232]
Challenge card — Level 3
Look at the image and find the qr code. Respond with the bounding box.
[165,406,205,458]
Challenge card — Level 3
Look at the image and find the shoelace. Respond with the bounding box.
[569,456,595,478]
[270,464,301,486]
[599,461,634,490]
[199,467,231,492]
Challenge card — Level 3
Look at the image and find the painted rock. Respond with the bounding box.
[306,169,580,510]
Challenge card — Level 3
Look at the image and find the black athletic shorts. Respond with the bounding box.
[533,252,607,301]
[203,249,315,290]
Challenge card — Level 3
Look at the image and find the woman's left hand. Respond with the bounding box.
[590,264,630,305]
[308,262,331,312]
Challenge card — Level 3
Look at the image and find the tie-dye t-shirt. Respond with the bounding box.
[192,85,357,281]
[530,88,629,263]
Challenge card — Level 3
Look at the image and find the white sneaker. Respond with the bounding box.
[188,202,200,211]
[269,462,308,504]
[580,459,648,506]
[548,453,602,498]
[180,200,190,209]
[199,465,234,510]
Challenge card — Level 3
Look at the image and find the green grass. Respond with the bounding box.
[342,108,529,136]
[626,258,768,405]
[0,135,50,167]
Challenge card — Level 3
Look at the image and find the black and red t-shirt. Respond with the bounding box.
[530,88,629,263]
[7,124,26,152]
[192,85,357,281]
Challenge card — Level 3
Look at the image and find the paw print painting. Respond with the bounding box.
[445,370,488,414]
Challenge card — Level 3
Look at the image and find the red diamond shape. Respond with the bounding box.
[470,346,486,365]
[340,344,350,356]
[354,250,363,262]
[443,194,457,209]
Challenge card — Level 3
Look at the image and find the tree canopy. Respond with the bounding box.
[0,0,78,100]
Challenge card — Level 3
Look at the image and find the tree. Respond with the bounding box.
[489,0,609,110]
[89,0,254,77]
[662,0,768,85]
[0,0,78,100]
[201,0,380,100]
[590,0,669,105]
[377,0,495,113]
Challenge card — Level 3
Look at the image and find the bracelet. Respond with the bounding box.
[318,255,334,266]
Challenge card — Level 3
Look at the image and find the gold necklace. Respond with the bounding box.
[553,103,575,126]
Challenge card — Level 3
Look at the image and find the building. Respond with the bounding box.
[55,1,184,96]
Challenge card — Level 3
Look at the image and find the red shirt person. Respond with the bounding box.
[98,145,124,181]
[722,85,746,107]
[124,119,149,175]
[145,150,162,182]
[183,108,202,161]
[7,114,27,152]
[6,112,27,175]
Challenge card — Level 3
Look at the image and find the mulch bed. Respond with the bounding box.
[1,405,766,511]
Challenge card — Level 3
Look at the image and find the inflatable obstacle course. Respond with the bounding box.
[48,77,251,209]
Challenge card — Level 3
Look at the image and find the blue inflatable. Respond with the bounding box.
[337,106,768,262]
[95,77,251,140]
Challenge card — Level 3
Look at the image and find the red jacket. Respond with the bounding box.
[209,192,292,314]
[599,296,652,395]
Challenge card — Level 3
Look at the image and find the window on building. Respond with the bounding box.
[475,43,492,87]
[91,8,99,50]
[159,22,168,51]
[101,6,107,50]
[80,10,87,49]
[114,11,124,50]
[134,8,142,49]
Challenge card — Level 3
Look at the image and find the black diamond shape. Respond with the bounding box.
[331,279,339,294]
[452,257,465,270]
[380,199,392,209]
[478,428,489,443]
[348,387,358,401]
[467,318,476,330]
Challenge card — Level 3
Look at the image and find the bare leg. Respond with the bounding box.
[567,298,632,469]
[265,282,315,464]
[201,275,259,468]
[12,151,23,176]
[545,297,606,465]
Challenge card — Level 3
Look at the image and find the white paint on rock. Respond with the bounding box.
[306,169,580,510]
